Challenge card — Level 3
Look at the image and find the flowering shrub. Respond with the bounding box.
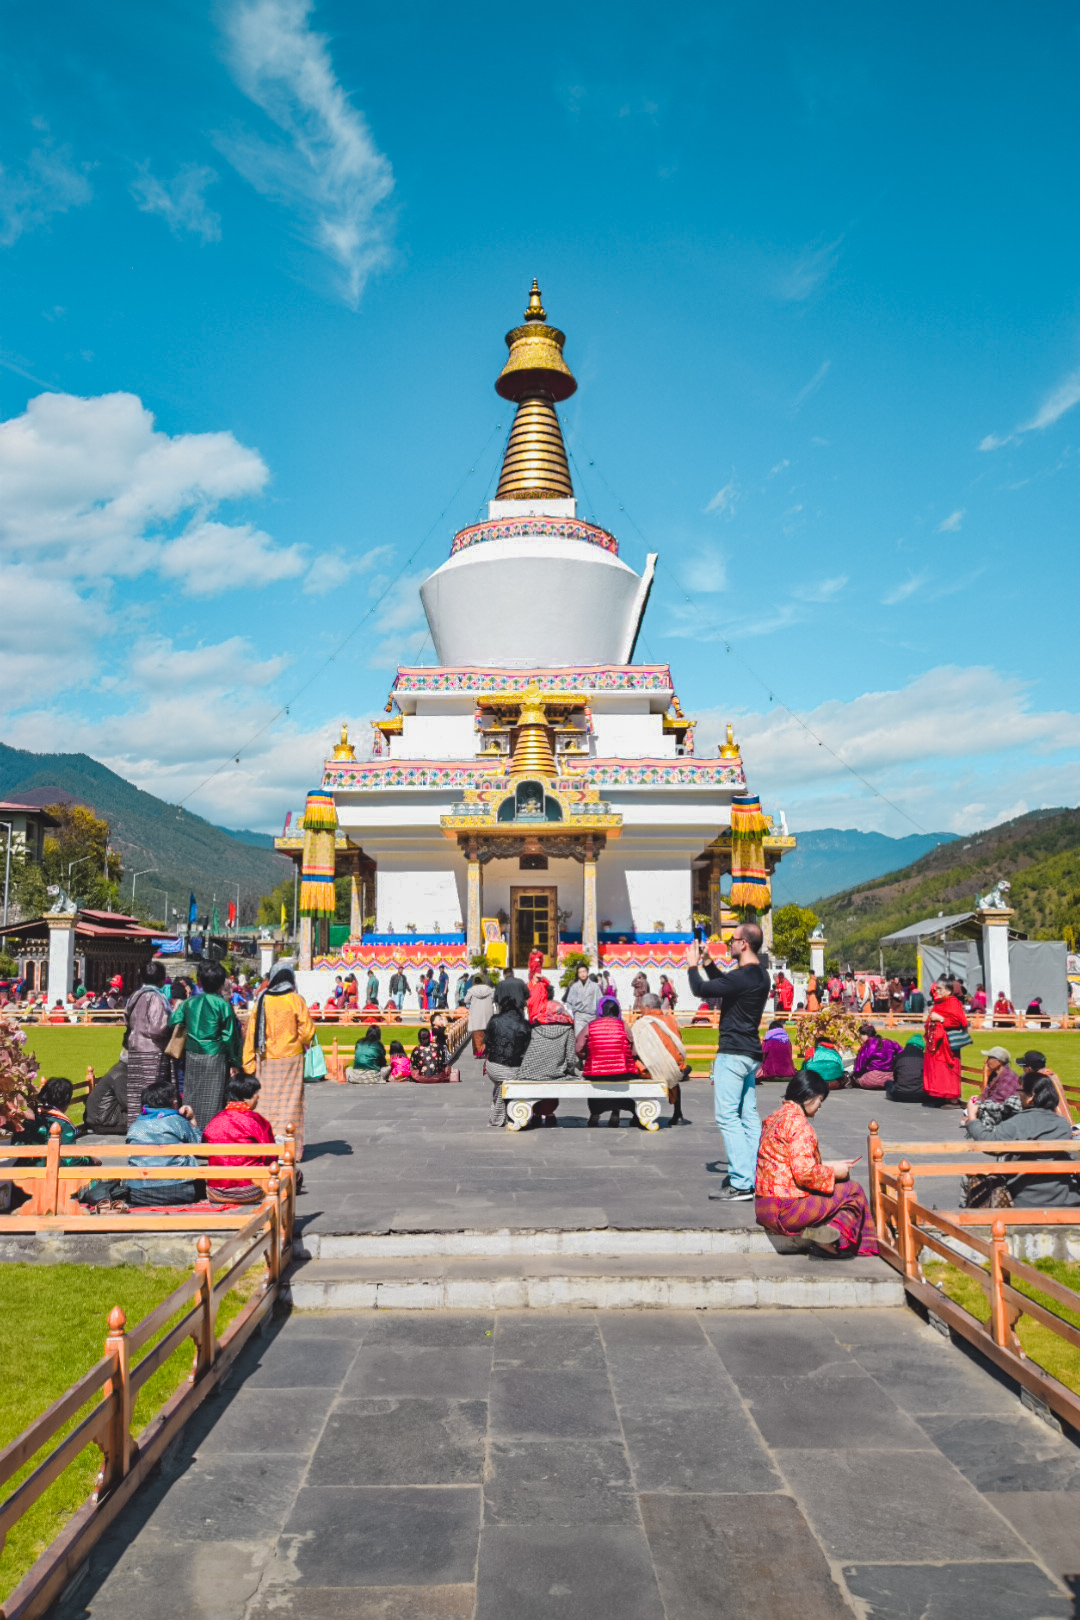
[798,1005,865,1060]
[0,1015,39,1132]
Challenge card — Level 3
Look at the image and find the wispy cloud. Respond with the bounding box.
[936,509,964,533]
[801,574,847,604]
[882,570,929,606]
[767,458,790,479]
[793,360,831,411]
[980,363,1080,451]
[774,236,843,302]
[131,163,221,242]
[704,478,739,518]
[219,0,394,306]
[0,137,93,247]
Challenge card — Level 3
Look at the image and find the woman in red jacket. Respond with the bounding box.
[202,1073,276,1204]
[922,981,969,1107]
[577,997,641,1126]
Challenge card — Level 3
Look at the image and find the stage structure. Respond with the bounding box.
[277,282,795,1007]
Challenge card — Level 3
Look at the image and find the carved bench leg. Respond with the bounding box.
[635,1099,661,1132]
[506,1100,533,1132]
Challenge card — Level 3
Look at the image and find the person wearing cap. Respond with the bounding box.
[974,1047,1021,1107]
[1017,1051,1072,1124]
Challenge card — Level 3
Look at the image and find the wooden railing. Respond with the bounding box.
[0,1125,297,1232]
[867,1121,1080,1430]
[0,1208,289,1620]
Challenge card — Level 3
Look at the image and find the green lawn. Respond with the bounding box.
[0,1262,259,1601]
[21,1027,124,1085]
[925,1257,1080,1396]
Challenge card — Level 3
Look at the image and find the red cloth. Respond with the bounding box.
[202,1103,275,1190]
[527,949,544,979]
[527,978,549,1023]
[775,977,794,1012]
[581,1016,638,1077]
[923,994,967,1101]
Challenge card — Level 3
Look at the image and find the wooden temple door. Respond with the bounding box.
[510,886,557,968]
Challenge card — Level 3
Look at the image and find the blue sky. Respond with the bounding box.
[1,0,1078,838]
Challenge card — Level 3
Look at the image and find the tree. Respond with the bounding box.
[12,803,121,917]
[257,875,296,929]
[771,903,818,969]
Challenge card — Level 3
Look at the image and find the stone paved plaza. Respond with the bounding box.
[61,1307,1078,1619]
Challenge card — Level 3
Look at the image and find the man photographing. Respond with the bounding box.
[687,926,771,1202]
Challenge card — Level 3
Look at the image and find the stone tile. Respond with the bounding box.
[493,1315,605,1369]
[484,1439,638,1526]
[841,1561,1072,1619]
[597,1311,709,1347]
[737,1373,934,1450]
[604,1344,729,1408]
[475,1526,664,1620]
[279,1486,481,1585]
[308,1398,487,1486]
[641,1492,852,1619]
[848,1341,1021,1415]
[817,1306,943,1346]
[67,1534,271,1620]
[489,1369,620,1440]
[704,1312,861,1380]
[984,1492,1080,1580]
[354,1313,495,1347]
[245,1588,476,1620]
[254,1312,367,1338]
[621,1403,782,1494]
[194,1386,336,1455]
[135,1454,307,1542]
[342,1345,492,1399]
[917,1412,1080,1492]
[778,1449,1032,1563]
[240,1332,360,1389]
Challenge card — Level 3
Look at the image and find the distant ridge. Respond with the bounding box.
[773,827,957,906]
[0,743,291,919]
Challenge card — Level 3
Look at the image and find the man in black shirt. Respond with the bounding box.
[687,924,771,1201]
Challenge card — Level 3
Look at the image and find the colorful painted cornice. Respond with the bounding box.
[322,758,747,791]
[449,516,619,557]
[390,664,674,696]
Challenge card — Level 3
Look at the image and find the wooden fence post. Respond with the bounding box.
[896,1159,917,1277]
[989,1217,1013,1350]
[282,1130,296,1244]
[96,1307,131,1499]
[86,1063,95,1088]
[191,1235,215,1382]
[265,1165,281,1288]
[867,1121,883,1236]
[43,1122,62,1217]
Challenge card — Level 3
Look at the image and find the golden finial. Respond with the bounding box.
[494,281,576,500]
[524,279,546,323]
[331,723,356,762]
[719,723,740,758]
[510,682,556,778]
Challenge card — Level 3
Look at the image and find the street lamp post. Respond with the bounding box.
[0,821,12,930]
[131,868,156,909]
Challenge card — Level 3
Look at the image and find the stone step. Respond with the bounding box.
[299,1225,784,1261]
[288,1251,904,1311]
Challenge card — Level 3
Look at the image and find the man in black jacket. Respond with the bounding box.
[687,925,770,1201]
[484,986,531,1127]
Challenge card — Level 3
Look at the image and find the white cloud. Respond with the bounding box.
[0,565,100,704]
[767,459,790,479]
[774,237,842,302]
[704,479,738,517]
[131,163,221,242]
[793,360,831,411]
[302,542,392,595]
[691,665,1080,835]
[980,363,1080,451]
[219,0,395,307]
[801,574,847,603]
[881,570,930,605]
[937,509,964,533]
[0,139,93,247]
[158,519,305,594]
[128,635,288,692]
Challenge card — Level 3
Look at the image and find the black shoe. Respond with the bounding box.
[709,1186,753,1202]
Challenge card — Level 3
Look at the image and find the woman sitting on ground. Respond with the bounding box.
[850,1022,902,1090]
[758,1019,796,1081]
[14,1077,85,1160]
[410,1026,450,1083]
[347,1024,389,1083]
[803,1034,847,1090]
[578,996,641,1126]
[963,1072,1079,1206]
[202,1073,277,1205]
[884,1032,925,1103]
[126,1079,201,1207]
[755,1071,878,1257]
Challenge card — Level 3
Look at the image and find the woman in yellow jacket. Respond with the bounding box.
[242,964,316,1160]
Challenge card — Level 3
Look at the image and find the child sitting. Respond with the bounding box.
[387,1039,411,1081]
[410,1027,450,1083]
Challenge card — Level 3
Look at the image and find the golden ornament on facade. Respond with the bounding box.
[718,723,740,758]
[331,723,357,762]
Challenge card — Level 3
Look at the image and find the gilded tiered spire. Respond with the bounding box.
[510,681,557,777]
[494,280,576,501]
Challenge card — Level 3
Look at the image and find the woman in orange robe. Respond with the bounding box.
[922,981,968,1106]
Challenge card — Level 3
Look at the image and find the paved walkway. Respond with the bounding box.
[61,1307,1077,1619]
[294,1055,966,1237]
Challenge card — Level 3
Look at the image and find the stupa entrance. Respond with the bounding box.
[510,885,557,967]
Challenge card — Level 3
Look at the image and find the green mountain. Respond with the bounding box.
[0,743,291,926]
[774,827,957,905]
[814,807,1080,968]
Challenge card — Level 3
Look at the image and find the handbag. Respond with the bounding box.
[164,1022,186,1061]
[947,1027,973,1052]
[303,1042,327,1081]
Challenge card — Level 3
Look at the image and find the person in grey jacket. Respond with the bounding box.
[564,964,600,1037]
[964,1073,1079,1207]
[517,992,579,1125]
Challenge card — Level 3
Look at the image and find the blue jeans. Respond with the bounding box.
[712,1052,762,1192]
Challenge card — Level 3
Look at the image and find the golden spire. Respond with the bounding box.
[510,681,556,777]
[494,280,576,501]
[719,724,740,759]
[331,722,356,762]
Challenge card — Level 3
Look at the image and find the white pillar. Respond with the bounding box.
[299,916,313,973]
[809,933,826,979]
[46,913,78,1006]
[258,940,275,979]
[466,850,482,959]
[349,875,362,939]
[582,855,598,965]
[978,907,1014,1012]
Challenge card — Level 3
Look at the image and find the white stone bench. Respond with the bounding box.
[501,1077,670,1132]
